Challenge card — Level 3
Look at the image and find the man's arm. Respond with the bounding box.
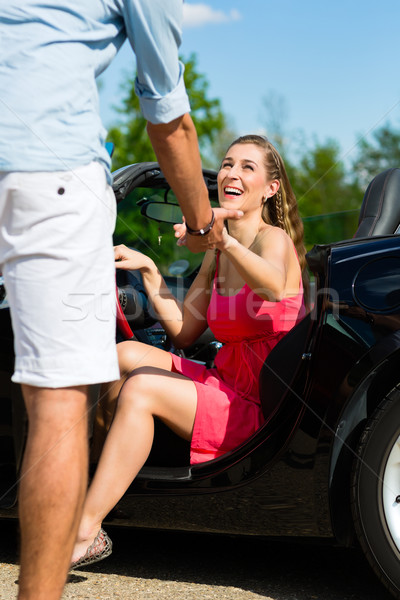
[147,113,211,230]
[147,113,242,252]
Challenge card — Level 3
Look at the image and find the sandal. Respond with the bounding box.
[70,528,113,570]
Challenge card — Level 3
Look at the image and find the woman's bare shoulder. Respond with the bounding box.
[253,225,293,255]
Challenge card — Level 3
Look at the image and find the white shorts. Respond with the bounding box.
[0,162,120,388]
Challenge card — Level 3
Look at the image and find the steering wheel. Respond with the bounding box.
[115,284,134,340]
[115,269,158,340]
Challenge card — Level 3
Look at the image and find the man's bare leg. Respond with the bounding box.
[17,385,90,600]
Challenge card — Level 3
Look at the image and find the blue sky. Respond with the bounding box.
[99,0,400,165]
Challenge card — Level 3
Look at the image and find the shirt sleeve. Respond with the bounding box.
[122,0,191,124]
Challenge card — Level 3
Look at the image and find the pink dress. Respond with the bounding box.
[171,255,305,464]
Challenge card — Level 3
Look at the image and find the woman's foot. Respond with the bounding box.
[70,528,112,570]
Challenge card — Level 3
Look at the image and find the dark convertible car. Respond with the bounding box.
[1,163,400,599]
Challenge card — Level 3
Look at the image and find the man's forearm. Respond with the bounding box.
[147,113,213,231]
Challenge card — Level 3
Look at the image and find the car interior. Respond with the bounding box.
[110,167,400,474]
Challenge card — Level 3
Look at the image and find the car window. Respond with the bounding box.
[113,187,205,277]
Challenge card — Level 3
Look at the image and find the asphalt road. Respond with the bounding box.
[0,519,393,600]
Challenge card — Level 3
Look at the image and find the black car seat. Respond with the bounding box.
[354,167,400,237]
[259,167,400,420]
[259,312,313,419]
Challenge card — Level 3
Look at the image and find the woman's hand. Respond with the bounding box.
[215,226,235,252]
[173,219,187,247]
[174,207,243,250]
[114,244,154,272]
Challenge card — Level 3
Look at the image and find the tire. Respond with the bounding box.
[351,386,400,599]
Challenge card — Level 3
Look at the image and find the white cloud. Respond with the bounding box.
[183,4,241,28]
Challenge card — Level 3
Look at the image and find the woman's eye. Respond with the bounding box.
[244,164,254,170]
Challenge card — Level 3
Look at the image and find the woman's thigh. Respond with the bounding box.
[91,342,174,458]
[117,340,173,376]
[121,368,197,441]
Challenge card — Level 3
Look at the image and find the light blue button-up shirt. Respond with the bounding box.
[0,0,190,179]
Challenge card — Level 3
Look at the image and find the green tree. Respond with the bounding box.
[352,121,400,188]
[201,125,238,169]
[259,93,369,246]
[293,138,362,247]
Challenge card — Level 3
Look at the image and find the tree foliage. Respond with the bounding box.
[292,139,361,246]
[352,122,400,188]
[294,139,358,214]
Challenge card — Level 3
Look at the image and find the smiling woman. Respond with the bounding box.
[209,134,309,303]
[69,134,309,568]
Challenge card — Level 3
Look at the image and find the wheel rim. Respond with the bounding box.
[382,433,400,552]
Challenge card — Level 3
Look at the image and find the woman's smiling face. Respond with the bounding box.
[217,143,271,212]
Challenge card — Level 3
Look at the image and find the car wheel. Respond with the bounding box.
[351,386,400,599]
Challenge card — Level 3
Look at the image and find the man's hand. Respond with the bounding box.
[174,207,243,252]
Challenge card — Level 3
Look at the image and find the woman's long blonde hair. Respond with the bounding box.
[211,134,309,305]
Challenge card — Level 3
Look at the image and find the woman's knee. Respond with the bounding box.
[117,341,140,376]
[117,340,172,376]
[117,370,156,414]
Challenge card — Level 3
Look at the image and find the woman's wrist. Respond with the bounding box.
[139,256,157,277]
[217,234,238,253]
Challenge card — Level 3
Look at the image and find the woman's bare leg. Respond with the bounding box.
[72,364,197,562]
[91,341,174,459]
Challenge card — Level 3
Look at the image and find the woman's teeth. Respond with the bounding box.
[224,187,242,196]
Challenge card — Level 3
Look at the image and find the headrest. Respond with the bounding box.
[354,168,400,238]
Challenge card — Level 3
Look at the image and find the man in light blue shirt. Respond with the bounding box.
[0,2,242,599]
[0,1,190,180]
